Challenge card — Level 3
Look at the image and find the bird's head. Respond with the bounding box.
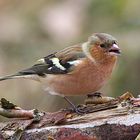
[84,33,121,63]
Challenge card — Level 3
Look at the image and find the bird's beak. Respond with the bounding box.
[109,44,121,55]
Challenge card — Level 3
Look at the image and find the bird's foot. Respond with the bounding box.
[62,105,91,115]
[73,105,90,115]
[63,96,89,115]
[75,104,96,114]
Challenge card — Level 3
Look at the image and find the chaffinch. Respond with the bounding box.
[0,33,121,113]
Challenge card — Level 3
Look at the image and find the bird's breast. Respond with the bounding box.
[42,58,117,96]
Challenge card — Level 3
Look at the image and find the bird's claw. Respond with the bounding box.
[72,104,92,115]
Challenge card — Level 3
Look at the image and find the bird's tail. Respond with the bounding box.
[0,64,46,82]
[0,73,27,81]
[0,72,40,82]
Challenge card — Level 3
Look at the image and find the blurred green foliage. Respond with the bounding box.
[0,0,140,116]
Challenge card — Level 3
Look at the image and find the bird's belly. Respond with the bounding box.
[42,70,109,96]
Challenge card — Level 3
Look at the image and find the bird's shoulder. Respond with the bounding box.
[55,44,85,62]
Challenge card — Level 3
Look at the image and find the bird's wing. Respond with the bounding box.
[18,44,86,76]
[56,44,85,63]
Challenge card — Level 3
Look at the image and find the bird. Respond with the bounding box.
[0,33,121,113]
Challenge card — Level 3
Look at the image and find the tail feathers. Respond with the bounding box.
[0,73,40,81]
[0,74,23,81]
[0,65,45,82]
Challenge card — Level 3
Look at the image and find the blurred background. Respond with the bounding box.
[0,0,140,116]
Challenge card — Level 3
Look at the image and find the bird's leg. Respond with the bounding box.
[63,96,86,115]
[63,96,76,111]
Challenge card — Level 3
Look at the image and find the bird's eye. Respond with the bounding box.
[113,41,117,44]
[100,43,108,48]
